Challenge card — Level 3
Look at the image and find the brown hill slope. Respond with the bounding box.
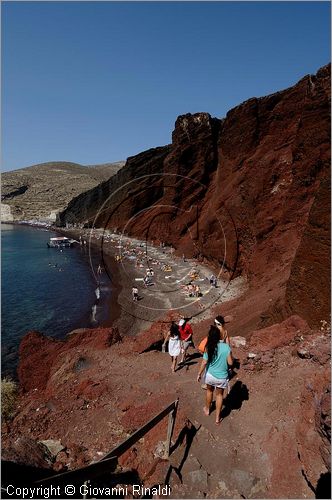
[1,161,124,223]
[58,65,330,329]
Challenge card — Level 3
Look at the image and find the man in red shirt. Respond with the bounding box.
[178,318,193,365]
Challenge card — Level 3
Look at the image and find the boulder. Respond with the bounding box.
[296,333,331,365]
[231,336,247,348]
[2,437,53,468]
[38,439,64,458]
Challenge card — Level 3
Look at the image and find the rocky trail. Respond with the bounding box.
[110,339,327,499]
[3,314,330,499]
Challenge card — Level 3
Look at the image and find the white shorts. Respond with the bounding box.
[205,372,229,389]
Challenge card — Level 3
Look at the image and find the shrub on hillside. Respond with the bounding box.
[1,377,18,420]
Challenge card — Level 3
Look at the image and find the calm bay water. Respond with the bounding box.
[1,224,110,377]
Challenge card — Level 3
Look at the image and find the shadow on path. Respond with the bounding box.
[165,420,200,484]
[176,360,198,372]
[315,472,331,499]
[221,380,249,419]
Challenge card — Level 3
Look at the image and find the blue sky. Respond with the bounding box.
[2,1,330,171]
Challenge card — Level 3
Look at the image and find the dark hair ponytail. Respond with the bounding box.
[170,322,179,337]
[206,325,220,364]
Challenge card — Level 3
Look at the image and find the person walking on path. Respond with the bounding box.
[198,315,230,390]
[214,315,230,345]
[179,318,194,365]
[197,325,233,425]
[198,315,230,354]
[163,323,181,372]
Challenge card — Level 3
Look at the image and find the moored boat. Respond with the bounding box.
[47,236,77,248]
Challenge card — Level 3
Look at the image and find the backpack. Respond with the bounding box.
[198,337,207,354]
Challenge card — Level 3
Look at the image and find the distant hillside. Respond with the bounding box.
[1,161,124,223]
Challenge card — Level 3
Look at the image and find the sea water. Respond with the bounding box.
[1,224,110,377]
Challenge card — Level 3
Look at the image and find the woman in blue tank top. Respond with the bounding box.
[197,324,233,425]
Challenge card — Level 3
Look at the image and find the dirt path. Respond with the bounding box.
[123,345,315,498]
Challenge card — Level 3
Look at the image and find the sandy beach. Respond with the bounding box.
[60,227,247,337]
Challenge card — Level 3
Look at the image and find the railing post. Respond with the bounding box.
[165,399,178,458]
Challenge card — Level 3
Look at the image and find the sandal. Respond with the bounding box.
[203,406,210,416]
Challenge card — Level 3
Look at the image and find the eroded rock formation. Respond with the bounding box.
[58,65,330,328]
[2,65,330,498]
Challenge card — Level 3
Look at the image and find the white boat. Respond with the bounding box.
[47,236,77,248]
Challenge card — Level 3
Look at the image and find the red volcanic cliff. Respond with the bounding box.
[3,66,330,499]
[58,65,330,329]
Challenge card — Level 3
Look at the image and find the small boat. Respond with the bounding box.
[47,236,77,248]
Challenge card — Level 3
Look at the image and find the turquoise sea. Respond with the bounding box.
[1,224,110,377]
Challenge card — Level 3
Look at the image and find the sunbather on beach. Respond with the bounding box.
[143,276,152,287]
[132,286,139,301]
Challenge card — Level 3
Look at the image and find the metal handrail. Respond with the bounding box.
[102,399,178,460]
[31,398,179,488]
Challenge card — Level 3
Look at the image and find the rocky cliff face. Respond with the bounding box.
[58,65,330,328]
[2,65,330,498]
[1,161,124,223]
[57,147,171,228]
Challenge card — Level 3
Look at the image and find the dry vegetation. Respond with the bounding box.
[1,377,18,421]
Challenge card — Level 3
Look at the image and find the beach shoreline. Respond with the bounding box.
[54,227,123,331]
[58,228,169,337]
[58,227,247,339]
